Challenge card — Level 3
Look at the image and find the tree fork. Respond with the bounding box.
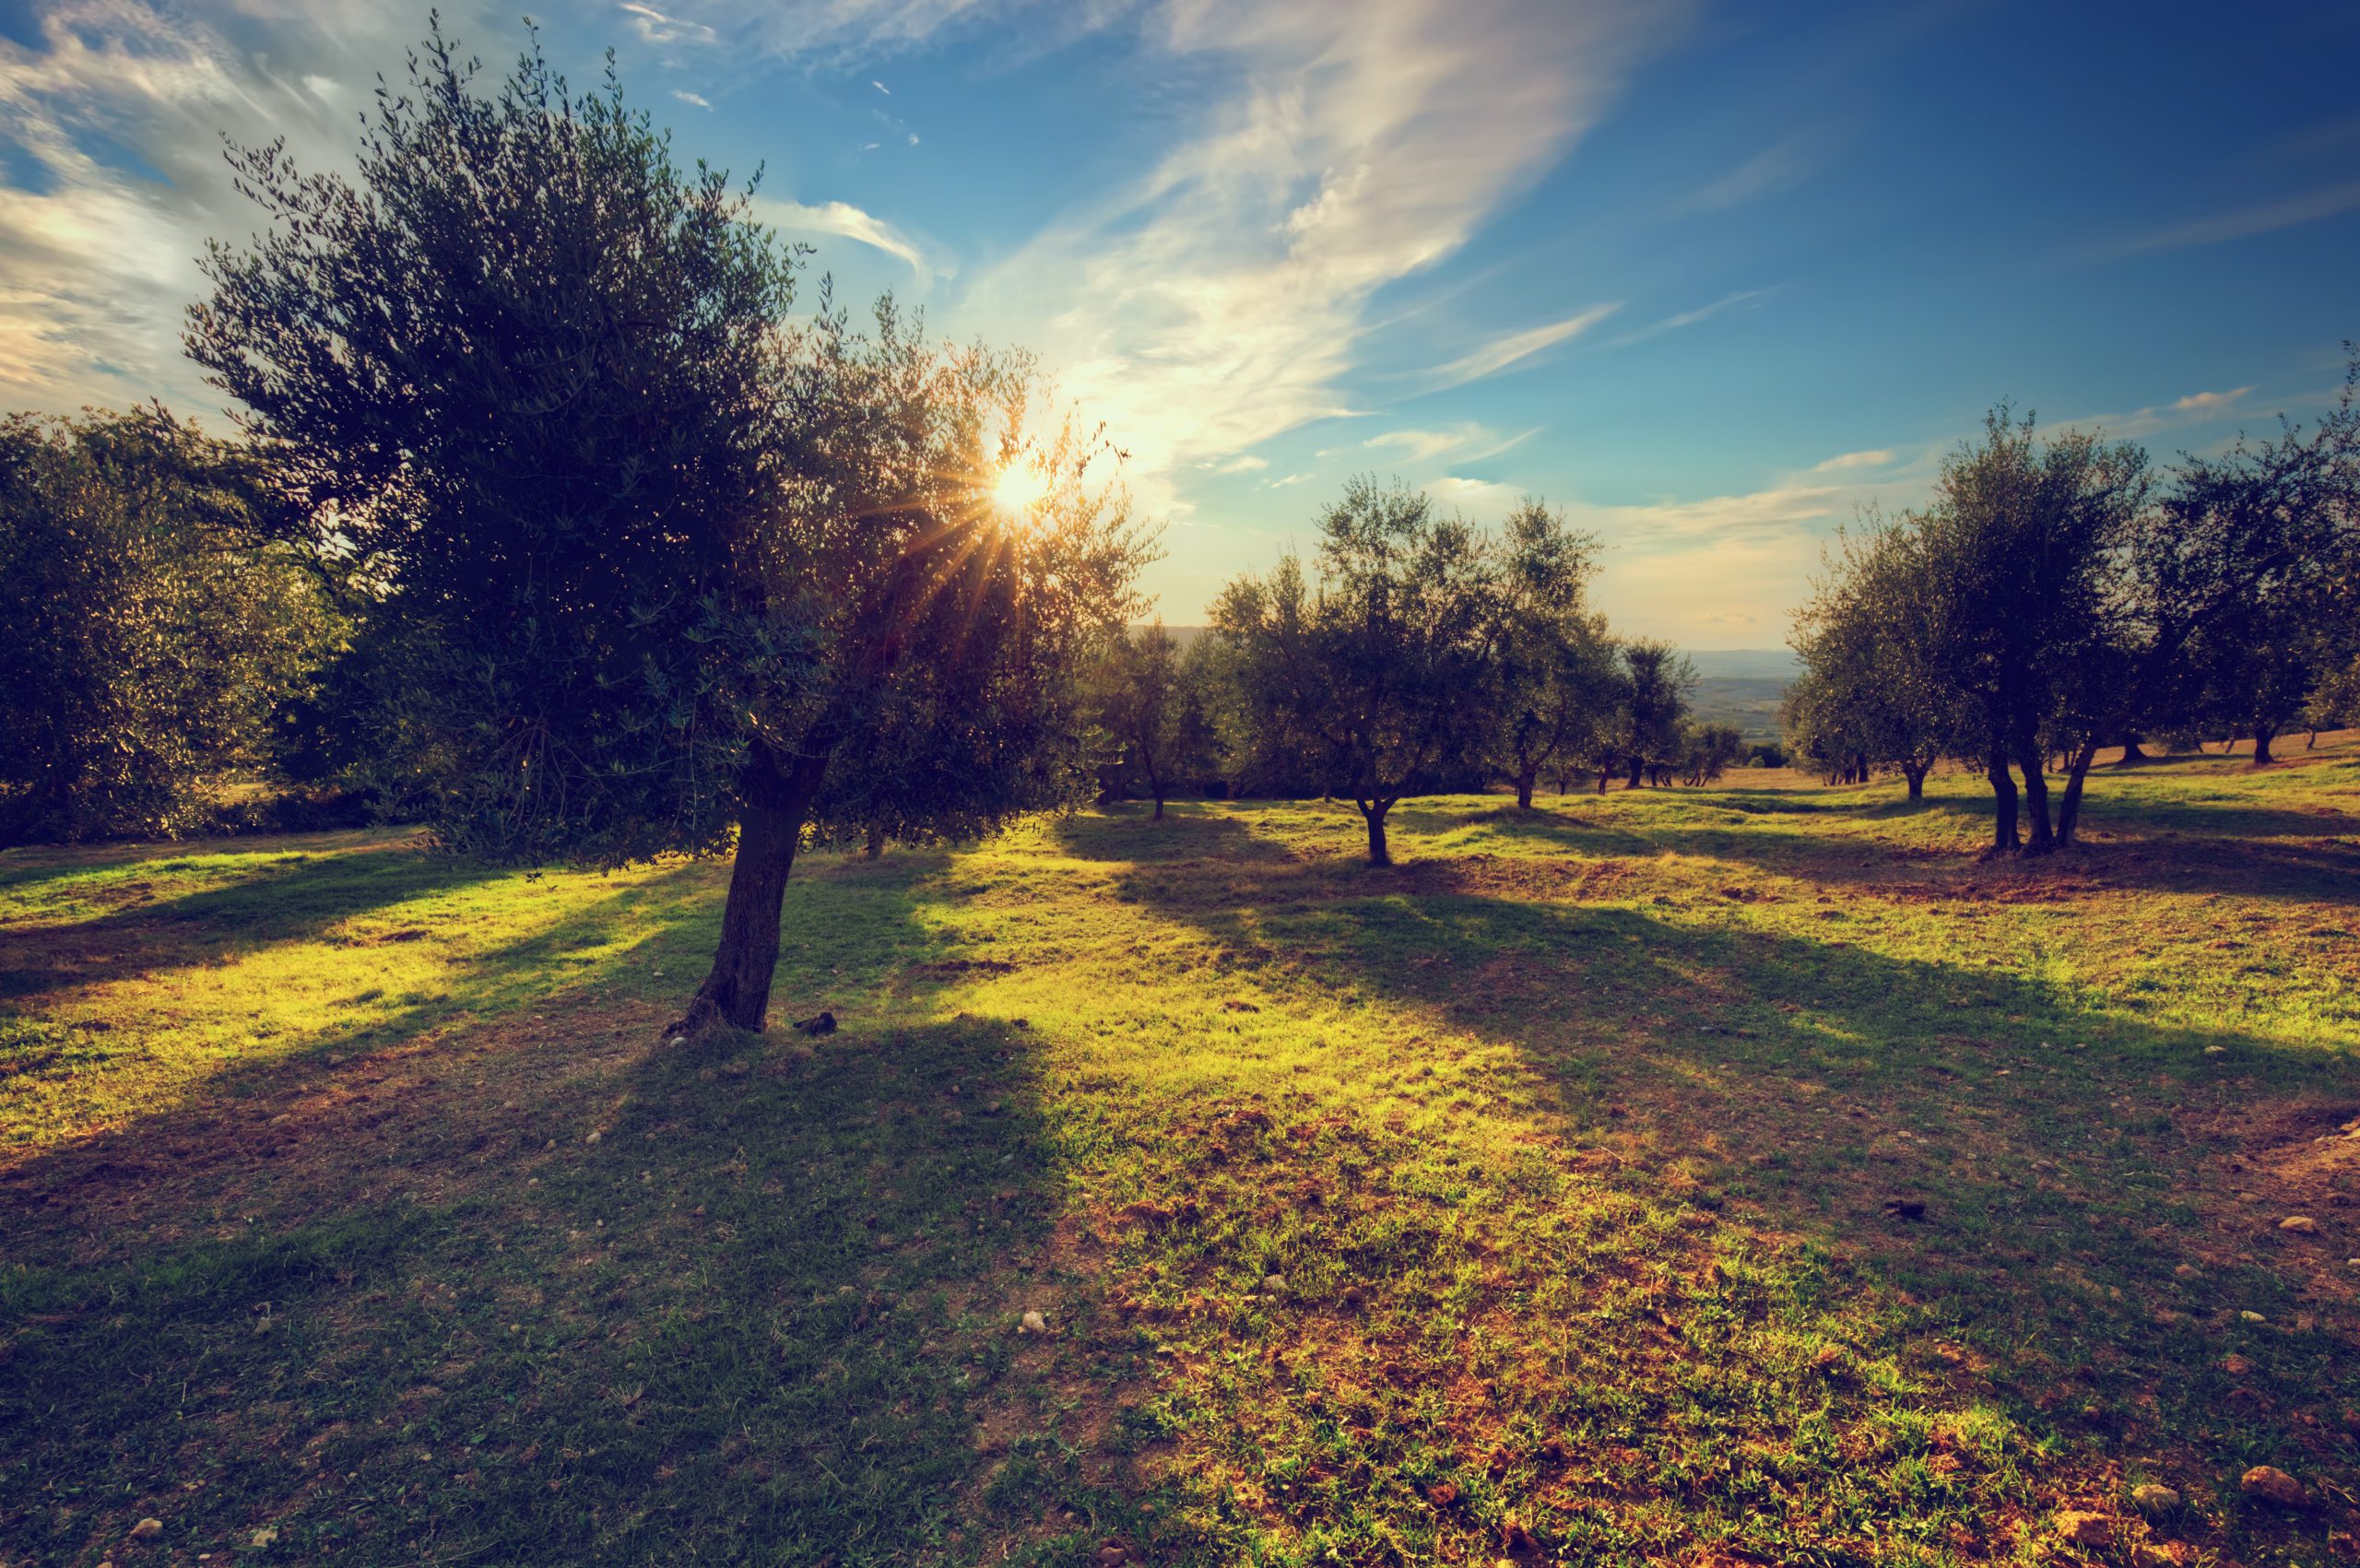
[2055,737,2103,845]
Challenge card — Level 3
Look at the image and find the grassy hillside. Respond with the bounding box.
[4,742,2357,1566]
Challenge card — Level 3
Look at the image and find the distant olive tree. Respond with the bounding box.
[1678,723,1747,786]
[2165,366,2359,768]
[1485,499,1617,808]
[0,407,334,844]
[1787,517,1958,799]
[188,27,1144,1033]
[1209,477,1496,866]
[1612,641,1696,788]
[1087,620,1216,819]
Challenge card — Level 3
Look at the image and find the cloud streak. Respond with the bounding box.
[0,0,510,414]
[749,196,952,289]
[944,0,1685,483]
[1424,303,1620,391]
[2096,178,2360,259]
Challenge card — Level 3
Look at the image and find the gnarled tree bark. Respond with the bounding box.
[668,746,829,1036]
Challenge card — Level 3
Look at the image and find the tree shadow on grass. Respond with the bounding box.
[1386,780,2360,904]
[0,832,515,1005]
[0,843,1150,1568]
[1047,806,2360,1555]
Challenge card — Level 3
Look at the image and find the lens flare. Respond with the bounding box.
[990,460,1050,516]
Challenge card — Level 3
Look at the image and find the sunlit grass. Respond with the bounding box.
[2,739,2355,1565]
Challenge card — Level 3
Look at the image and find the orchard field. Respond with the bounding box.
[4,741,2357,1567]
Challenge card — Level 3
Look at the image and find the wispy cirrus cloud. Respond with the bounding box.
[749,196,952,289]
[1423,303,1621,392]
[1607,288,1768,348]
[2094,178,2360,260]
[935,0,1688,483]
[1811,447,1893,472]
[0,0,511,414]
[621,2,719,47]
[1364,422,1540,464]
[2064,384,2255,440]
[1680,131,1819,212]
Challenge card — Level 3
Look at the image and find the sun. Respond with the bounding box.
[989,460,1051,517]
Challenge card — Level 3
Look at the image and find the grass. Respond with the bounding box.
[3,739,2357,1566]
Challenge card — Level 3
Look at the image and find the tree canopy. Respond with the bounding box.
[186,28,1146,1032]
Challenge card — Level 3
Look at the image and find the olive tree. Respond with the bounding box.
[1485,499,1617,808]
[1611,641,1696,788]
[0,407,333,843]
[188,29,1144,1033]
[1788,518,1958,799]
[1086,620,1216,819]
[1909,408,2146,854]
[1209,477,1495,866]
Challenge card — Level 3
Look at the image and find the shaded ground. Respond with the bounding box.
[2,738,2356,1566]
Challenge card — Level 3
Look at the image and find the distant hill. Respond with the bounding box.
[1684,648,1800,680]
[1147,631,1793,742]
[1685,650,1797,743]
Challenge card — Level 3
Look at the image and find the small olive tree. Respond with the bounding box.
[1209,477,1496,866]
[1087,620,1216,819]
[1485,499,1617,808]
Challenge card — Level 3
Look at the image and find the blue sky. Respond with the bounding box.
[2,0,2354,643]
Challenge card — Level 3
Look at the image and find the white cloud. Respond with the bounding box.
[944,0,1684,488]
[621,2,720,47]
[672,88,714,108]
[871,79,890,93]
[1811,448,1893,472]
[1681,133,1816,212]
[2097,179,2360,259]
[1364,427,1467,462]
[1425,303,1619,390]
[1267,472,1313,488]
[1363,421,1540,464]
[0,0,510,415]
[1199,454,1270,474]
[2065,385,2254,440]
[1607,288,1767,348]
[747,196,953,289]
[1423,475,1521,511]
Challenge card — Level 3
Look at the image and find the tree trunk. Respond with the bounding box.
[2055,737,2102,845]
[2116,735,2149,766]
[1902,761,1927,800]
[670,751,825,1036]
[1358,800,1393,867]
[1515,766,1537,810]
[2251,724,2276,766]
[2014,739,2054,855]
[863,822,885,860]
[1151,789,1165,820]
[1595,769,1610,795]
[1626,755,1644,789]
[1985,746,2020,853]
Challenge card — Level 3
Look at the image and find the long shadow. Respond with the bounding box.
[1047,808,2360,1531]
[1386,778,2360,903]
[0,833,515,1004]
[0,842,1142,1567]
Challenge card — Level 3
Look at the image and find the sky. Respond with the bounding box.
[2,0,2355,646]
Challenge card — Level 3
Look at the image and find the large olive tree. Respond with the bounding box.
[188,29,1144,1033]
